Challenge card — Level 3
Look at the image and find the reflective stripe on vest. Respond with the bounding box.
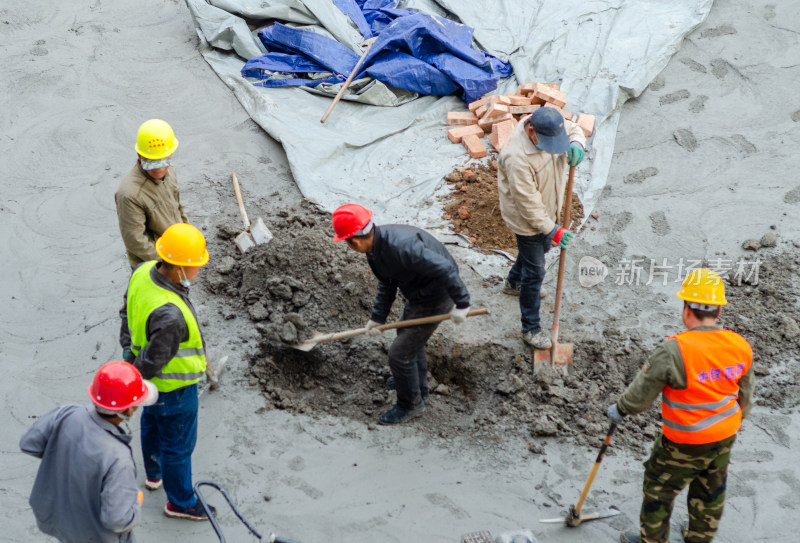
[127,261,206,393]
[662,329,752,444]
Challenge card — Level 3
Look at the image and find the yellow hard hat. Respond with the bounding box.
[135,119,179,160]
[156,223,209,267]
[676,268,727,306]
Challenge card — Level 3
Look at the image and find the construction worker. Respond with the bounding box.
[119,222,215,521]
[609,269,754,543]
[116,119,188,269]
[497,106,586,349]
[20,361,158,543]
[332,203,471,425]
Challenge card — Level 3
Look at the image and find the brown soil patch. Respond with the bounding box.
[441,160,585,253]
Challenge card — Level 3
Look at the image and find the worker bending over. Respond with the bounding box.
[332,203,471,425]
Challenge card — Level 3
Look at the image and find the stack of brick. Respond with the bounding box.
[445,82,596,158]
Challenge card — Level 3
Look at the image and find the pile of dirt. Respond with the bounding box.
[441,160,585,253]
[200,205,799,454]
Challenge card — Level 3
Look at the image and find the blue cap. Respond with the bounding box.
[529,107,570,154]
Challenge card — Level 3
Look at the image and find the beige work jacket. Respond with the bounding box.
[497,117,586,236]
[115,163,188,268]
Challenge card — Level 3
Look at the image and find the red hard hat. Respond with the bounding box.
[88,361,157,411]
[332,203,373,242]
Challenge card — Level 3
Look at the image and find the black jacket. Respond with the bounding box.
[119,263,202,380]
[367,225,470,323]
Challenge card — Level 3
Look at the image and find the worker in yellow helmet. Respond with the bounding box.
[115,119,189,269]
[119,223,215,521]
[609,269,754,543]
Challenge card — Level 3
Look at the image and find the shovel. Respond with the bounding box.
[199,355,229,398]
[320,37,378,124]
[290,308,490,352]
[539,423,620,527]
[533,165,576,372]
[232,172,272,253]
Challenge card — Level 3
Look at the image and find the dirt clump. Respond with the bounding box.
[441,160,585,253]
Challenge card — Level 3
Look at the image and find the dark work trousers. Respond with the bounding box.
[506,232,551,334]
[389,297,454,409]
[141,383,199,509]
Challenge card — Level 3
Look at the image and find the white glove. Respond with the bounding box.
[450,306,470,325]
[365,319,383,337]
[607,403,625,425]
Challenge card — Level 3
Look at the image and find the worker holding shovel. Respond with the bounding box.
[497,107,586,349]
[119,223,216,521]
[116,119,189,269]
[608,269,754,543]
[332,203,471,425]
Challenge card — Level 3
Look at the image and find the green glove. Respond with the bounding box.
[567,143,585,166]
[559,230,573,249]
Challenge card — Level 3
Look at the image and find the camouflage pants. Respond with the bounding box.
[638,432,736,543]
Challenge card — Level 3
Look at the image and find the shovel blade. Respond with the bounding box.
[288,331,327,352]
[532,342,573,374]
[235,231,255,253]
[539,506,621,525]
[250,217,273,245]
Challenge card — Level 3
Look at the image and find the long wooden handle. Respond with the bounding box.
[573,422,617,515]
[316,308,490,344]
[320,39,376,124]
[232,172,250,228]
[550,165,575,347]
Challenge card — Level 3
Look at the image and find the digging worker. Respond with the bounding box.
[20,361,158,543]
[497,106,586,350]
[608,269,754,543]
[116,119,188,269]
[332,203,471,425]
[119,222,216,521]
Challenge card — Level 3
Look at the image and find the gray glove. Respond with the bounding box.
[607,403,625,425]
[365,319,383,337]
[450,306,470,325]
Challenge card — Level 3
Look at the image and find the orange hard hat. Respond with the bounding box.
[332,203,373,242]
[88,361,158,412]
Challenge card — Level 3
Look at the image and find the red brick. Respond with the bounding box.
[478,112,514,132]
[462,134,487,158]
[486,95,512,106]
[484,103,510,117]
[447,111,479,125]
[467,97,489,113]
[474,104,488,118]
[509,104,540,115]
[534,86,567,108]
[487,119,516,151]
[541,82,560,90]
[507,95,532,106]
[447,124,484,144]
[577,114,596,137]
[517,82,537,95]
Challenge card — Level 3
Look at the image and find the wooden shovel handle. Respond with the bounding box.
[573,422,617,516]
[232,172,250,228]
[316,308,490,344]
[550,165,575,346]
[320,38,377,124]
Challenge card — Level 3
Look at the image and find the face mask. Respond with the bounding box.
[178,267,192,288]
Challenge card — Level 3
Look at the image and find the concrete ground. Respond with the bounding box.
[1,0,798,542]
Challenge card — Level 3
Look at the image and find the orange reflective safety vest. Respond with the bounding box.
[662,329,752,445]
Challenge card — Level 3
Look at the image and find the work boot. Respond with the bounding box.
[501,279,520,296]
[164,500,217,521]
[619,531,640,543]
[379,401,425,425]
[145,478,163,491]
[522,330,552,350]
[386,376,429,399]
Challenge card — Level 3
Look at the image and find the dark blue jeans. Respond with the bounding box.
[389,297,454,409]
[506,233,551,334]
[141,383,199,509]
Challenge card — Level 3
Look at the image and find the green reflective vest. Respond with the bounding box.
[127,261,206,392]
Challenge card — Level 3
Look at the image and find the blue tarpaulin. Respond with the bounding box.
[241,2,512,103]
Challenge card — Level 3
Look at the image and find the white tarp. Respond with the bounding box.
[185,0,712,226]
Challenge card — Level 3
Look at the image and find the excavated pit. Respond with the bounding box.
[201,203,800,454]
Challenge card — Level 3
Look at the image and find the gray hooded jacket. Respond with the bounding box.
[20,404,140,543]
